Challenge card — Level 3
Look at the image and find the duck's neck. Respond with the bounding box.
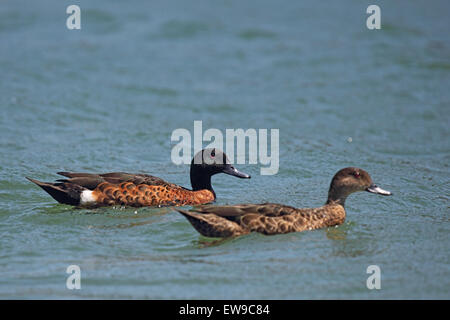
[326,187,348,207]
[190,166,216,198]
[326,197,346,206]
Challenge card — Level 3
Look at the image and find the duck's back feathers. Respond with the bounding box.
[193,203,299,217]
[56,172,172,190]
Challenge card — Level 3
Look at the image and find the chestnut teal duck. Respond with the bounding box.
[27,148,250,207]
[176,167,391,237]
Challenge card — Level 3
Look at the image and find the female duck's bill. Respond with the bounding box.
[366,184,391,196]
[326,167,391,206]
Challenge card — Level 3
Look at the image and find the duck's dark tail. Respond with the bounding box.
[26,177,84,206]
[176,209,248,238]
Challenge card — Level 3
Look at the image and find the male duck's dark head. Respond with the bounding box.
[327,167,391,206]
[190,148,251,195]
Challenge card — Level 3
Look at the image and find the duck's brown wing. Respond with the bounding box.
[177,204,308,236]
[188,204,334,235]
[181,202,347,237]
[57,172,173,190]
[192,203,299,218]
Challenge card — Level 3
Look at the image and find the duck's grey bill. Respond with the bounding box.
[366,184,391,196]
[222,166,251,179]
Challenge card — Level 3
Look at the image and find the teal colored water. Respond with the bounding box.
[1,0,449,299]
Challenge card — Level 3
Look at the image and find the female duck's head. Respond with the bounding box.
[190,148,251,193]
[327,167,391,206]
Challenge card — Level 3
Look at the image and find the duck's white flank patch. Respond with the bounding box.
[80,190,96,205]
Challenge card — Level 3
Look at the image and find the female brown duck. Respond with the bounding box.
[27,149,250,207]
[177,167,391,237]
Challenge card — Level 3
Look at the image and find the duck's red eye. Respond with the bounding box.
[211,150,215,158]
[353,172,360,178]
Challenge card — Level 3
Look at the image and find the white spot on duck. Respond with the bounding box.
[80,190,96,205]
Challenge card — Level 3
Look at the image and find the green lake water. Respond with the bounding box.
[0,0,449,299]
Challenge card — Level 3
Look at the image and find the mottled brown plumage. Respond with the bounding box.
[177,167,391,237]
[27,149,250,207]
[91,180,215,207]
